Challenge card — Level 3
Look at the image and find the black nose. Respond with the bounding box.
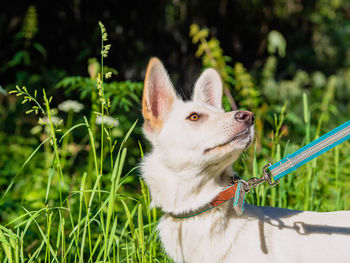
[234,111,254,125]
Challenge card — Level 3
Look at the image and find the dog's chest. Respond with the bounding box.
[157,209,254,263]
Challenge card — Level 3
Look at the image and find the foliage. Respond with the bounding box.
[0,22,169,263]
[56,73,143,113]
[2,5,46,73]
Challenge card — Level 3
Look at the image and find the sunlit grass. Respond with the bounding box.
[0,22,171,263]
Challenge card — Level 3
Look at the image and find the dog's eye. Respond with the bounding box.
[188,113,200,121]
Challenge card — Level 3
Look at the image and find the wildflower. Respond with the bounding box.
[58,100,84,113]
[95,115,119,127]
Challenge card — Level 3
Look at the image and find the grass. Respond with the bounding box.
[2,83,170,263]
[1,89,349,263]
[0,22,171,263]
[1,23,350,262]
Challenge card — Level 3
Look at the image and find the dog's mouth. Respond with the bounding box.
[204,128,251,154]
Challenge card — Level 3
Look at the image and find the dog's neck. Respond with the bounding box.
[142,150,235,215]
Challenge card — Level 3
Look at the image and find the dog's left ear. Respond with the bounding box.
[193,68,223,109]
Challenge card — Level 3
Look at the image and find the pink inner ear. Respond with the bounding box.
[149,80,170,119]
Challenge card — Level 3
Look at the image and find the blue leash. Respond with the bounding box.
[268,120,350,181]
[234,120,350,215]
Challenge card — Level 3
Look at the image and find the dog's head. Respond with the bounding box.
[142,58,254,170]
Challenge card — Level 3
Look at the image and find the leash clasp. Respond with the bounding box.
[244,163,280,192]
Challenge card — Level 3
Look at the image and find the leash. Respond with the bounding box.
[268,120,350,181]
[172,120,350,219]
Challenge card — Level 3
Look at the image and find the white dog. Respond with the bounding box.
[141,57,350,263]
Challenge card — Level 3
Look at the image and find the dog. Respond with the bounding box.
[141,57,350,263]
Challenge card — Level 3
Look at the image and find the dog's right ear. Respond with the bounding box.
[193,68,223,109]
[142,58,177,136]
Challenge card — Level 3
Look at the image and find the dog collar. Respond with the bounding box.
[169,180,246,219]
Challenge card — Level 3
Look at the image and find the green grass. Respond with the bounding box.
[1,88,349,263]
[1,87,171,262]
[0,22,172,263]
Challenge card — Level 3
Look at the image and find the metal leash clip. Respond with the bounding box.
[231,164,280,216]
[243,163,280,192]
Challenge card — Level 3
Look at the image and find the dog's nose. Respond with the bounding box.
[234,111,254,125]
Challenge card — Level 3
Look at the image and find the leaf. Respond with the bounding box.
[33,42,47,56]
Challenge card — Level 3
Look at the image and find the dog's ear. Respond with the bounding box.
[142,57,177,134]
[193,68,223,109]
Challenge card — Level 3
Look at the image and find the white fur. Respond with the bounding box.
[141,58,350,263]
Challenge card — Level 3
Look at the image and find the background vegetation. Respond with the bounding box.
[0,1,350,262]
